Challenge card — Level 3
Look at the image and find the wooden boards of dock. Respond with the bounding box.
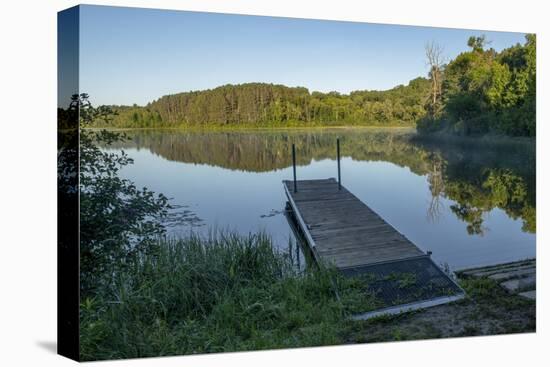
[283,177,464,319]
[284,178,424,269]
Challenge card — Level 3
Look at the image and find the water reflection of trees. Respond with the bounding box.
[104,129,535,234]
[414,136,535,234]
[426,153,446,223]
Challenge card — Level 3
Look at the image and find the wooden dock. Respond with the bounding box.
[284,177,464,318]
[284,178,425,269]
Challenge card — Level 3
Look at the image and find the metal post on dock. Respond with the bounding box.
[292,143,297,192]
[337,138,341,190]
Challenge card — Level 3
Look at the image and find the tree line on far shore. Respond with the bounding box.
[102,78,430,128]
[92,34,535,137]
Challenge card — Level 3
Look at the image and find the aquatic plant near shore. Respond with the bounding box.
[79,233,380,360]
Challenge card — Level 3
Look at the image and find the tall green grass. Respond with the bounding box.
[80,233,379,360]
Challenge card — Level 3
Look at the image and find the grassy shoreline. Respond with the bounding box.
[80,232,535,361]
[80,233,380,360]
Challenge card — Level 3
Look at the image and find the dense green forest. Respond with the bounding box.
[93,34,535,137]
[102,78,430,128]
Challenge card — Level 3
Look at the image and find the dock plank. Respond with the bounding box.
[284,178,424,268]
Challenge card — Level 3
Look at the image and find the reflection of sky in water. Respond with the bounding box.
[108,136,535,271]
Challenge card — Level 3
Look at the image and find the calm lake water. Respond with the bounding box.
[103,127,535,270]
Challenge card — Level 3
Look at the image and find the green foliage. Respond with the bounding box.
[92,79,430,128]
[419,34,536,137]
[467,35,489,53]
[69,94,173,296]
[79,129,171,295]
[79,234,379,360]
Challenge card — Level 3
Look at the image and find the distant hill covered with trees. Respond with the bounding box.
[94,34,535,137]
[102,78,430,128]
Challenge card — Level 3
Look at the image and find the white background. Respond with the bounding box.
[0,0,547,365]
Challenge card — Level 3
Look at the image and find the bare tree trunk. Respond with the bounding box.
[425,42,445,119]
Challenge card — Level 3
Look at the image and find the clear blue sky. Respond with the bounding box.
[78,5,527,106]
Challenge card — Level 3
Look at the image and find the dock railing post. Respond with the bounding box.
[292,143,297,193]
[337,138,341,190]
